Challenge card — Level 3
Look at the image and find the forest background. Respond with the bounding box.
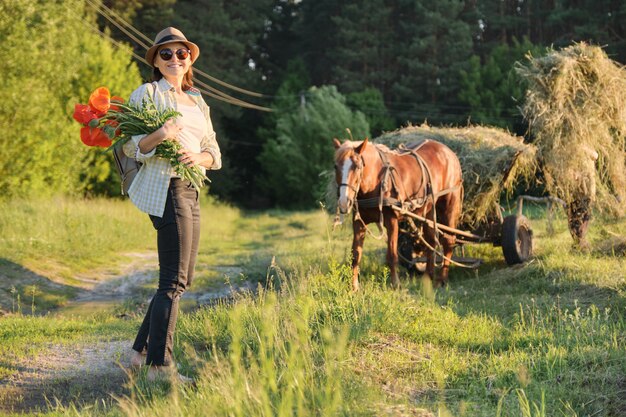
[2,0,625,209]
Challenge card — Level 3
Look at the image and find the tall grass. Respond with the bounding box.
[0,196,245,275]
[0,196,247,310]
[1,197,625,416]
[0,197,152,274]
[117,209,624,416]
[100,260,624,416]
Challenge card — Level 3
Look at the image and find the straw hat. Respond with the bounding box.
[145,27,200,66]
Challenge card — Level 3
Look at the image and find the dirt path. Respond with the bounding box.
[0,254,256,414]
[0,341,131,413]
[72,254,254,306]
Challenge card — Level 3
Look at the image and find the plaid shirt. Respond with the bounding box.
[123,78,221,217]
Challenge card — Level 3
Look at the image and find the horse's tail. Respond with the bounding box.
[460,182,465,205]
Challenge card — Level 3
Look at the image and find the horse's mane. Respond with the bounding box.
[334,140,391,163]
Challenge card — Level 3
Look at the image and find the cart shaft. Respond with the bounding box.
[390,205,487,242]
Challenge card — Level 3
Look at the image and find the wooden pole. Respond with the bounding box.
[390,206,486,242]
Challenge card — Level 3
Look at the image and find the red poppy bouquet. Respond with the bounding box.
[73,87,207,189]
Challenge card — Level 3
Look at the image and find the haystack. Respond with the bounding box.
[516,42,626,247]
[375,124,537,228]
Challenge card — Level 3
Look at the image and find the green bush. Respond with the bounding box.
[258,85,370,208]
[347,87,395,137]
[0,0,140,198]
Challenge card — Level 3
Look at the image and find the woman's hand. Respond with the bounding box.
[138,119,182,154]
[159,119,182,142]
[178,149,203,167]
[178,149,214,168]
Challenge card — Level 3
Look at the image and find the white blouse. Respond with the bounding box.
[177,103,208,155]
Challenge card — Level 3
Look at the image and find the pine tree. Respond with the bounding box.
[255,0,304,91]
[546,0,626,63]
[391,0,473,124]
[458,37,542,131]
[299,0,343,86]
[328,0,396,96]
[347,88,395,137]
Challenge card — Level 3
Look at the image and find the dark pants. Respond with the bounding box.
[132,179,200,366]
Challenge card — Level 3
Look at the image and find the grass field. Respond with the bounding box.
[0,197,625,416]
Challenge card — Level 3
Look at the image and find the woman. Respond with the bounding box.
[123,27,221,381]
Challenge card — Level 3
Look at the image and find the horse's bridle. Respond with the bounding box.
[335,147,388,240]
[337,154,365,212]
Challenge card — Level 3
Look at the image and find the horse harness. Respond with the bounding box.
[347,140,461,240]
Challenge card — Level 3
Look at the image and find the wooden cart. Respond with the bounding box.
[396,194,564,272]
[361,124,563,272]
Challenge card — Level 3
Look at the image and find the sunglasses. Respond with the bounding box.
[158,48,191,61]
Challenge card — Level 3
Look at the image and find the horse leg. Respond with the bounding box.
[384,212,401,289]
[436,190,463,286]
[420,201,444,286]
[423,221,439,287]
[439,232,453,286]
[351,218,366,292]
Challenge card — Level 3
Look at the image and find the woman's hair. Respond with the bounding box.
[152,67,194,91]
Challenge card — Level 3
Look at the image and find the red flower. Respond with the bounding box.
[73,104,98,125]
[80,126,112,148]
[88,87,111,115]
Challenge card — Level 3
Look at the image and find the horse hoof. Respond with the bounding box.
[436,279,448,288]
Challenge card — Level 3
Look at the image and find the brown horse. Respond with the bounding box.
[333,138,463,291]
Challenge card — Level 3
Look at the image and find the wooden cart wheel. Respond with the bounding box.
[398,232,415,270]
[398,233,426,273]
[501,214,533,265]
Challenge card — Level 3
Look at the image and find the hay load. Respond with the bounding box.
[516,42,626,248]
[375,124,537,228]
